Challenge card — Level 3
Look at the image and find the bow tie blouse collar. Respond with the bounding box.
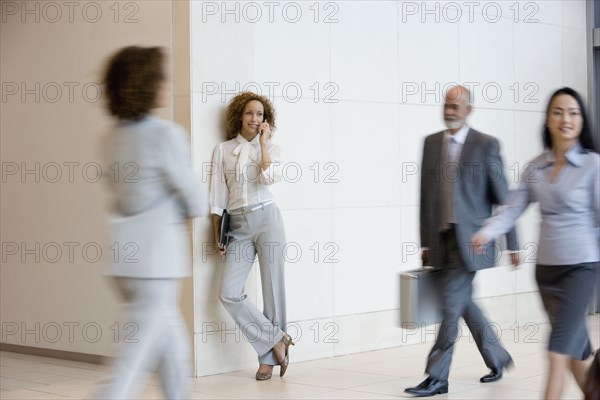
[233,134,259,180]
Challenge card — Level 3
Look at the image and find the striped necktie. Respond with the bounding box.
[439,135,459,231]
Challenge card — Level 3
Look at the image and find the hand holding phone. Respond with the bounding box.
[259,119,271,143]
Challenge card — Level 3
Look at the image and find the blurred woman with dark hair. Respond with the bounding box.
[472,87,599,399]
[95,46,201,399]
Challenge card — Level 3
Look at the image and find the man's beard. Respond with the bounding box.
[444,119,464,130]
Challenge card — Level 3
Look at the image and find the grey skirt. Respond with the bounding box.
[536,262,599,360]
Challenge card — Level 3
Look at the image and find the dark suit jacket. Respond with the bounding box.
[420,128,519,271]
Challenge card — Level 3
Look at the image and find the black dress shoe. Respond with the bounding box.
[480,359,513,383]
[404,377,449,397]
[480,369,502,383]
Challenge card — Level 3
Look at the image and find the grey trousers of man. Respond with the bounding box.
[219,203,287,365]
[426,228,512,380]
[94,278,191,400]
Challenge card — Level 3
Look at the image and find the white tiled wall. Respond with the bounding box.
[191,0,589,376]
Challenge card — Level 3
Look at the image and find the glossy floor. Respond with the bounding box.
[1,317,598,399]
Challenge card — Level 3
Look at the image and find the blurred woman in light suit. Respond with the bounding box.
[95,46,201,399]
[210,92,293,381]
[472,87,599,399]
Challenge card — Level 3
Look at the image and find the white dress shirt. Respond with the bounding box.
[210,134,282,216]
[443,123,470,161]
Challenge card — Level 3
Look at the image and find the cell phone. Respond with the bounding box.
[259,119,268,135]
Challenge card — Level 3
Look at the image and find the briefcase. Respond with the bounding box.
[400,267,443,327]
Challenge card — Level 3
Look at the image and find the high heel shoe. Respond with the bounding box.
[276,335,295,377]
[255,370,272,381]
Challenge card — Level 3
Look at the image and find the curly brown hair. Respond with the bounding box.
[224,92,277,140]
[102,46,165,120]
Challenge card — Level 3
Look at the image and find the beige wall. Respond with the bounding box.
[0,0,192,357]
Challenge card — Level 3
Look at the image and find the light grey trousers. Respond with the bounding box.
[219,202,287,365]
[94,278,191,400]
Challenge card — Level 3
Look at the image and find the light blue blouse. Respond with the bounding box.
[479,143,600,265]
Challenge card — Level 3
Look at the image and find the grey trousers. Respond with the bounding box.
[219,202,287,365]
[94,278,191,400]
[426,228,512,380]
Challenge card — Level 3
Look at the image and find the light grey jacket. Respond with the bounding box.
[480,143,599,265]
[104,116,201,278]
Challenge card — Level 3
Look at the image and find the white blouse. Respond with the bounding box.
[210,134,282,216]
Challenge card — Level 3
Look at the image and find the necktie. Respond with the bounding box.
[440,136,458,231]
